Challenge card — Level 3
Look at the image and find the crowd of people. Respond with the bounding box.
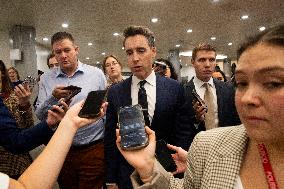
[0,24,283,189]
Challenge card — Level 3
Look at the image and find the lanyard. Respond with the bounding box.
[257,143,279,189]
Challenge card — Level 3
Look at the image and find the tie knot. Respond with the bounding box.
[203,83,210,89]
[139,80,147,87]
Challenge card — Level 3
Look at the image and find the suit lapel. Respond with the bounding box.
[121,76,132,106]
[214,79,224,117]
[153,75,162,123]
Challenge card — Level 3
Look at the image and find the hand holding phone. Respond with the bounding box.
[153,61,167,76]
[22,75,37,90]
[191,89,208,113]
[78,90,107,118]
[118,104,149,150]
[155,140,177,172]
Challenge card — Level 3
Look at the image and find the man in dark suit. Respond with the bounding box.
[0,97,60,154]
[183,43,240,137]
[104,26,195,189]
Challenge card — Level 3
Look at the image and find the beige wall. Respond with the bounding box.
[0,29,12,67]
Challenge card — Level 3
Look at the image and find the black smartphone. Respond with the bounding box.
[192,89,208,113]
[153,60,167,76]
[62,85,82,91]
[118,104,149,150]
[155,140,177,172]
[57,88,82,108]
[78,90,107,118]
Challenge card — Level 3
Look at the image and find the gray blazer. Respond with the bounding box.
[131,125,248,189]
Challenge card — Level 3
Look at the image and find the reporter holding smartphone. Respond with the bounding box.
[0,60,38,179]
[0,101,108,189]
[35,32,107,189]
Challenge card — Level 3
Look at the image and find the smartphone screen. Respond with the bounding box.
[155,140,177,172]
[78,90,107,118]
[118,104,149,150]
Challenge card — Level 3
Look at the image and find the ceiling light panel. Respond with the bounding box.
[62,23,69,28]
[241,15,249,20]
[151,18,158,23]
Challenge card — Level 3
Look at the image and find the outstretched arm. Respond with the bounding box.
[7,101,107,189]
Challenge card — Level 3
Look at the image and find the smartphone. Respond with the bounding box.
[118,104,149,151]
[57,88,82,108]
[22,75,37,89]
[155,140,177,172]
[153,60,167,76]
[78,90,107,118]
[62,85,82,91]
[192,89,208,113]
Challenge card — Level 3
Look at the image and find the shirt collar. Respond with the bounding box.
[56,60,84,77]
[193,76,214,89]
[132,70,156,87]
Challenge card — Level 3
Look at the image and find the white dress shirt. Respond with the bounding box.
[193,76,219,127]
[131,71,156,124]
[0,172,9,189]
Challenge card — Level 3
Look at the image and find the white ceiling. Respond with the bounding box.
[1,0,283,67]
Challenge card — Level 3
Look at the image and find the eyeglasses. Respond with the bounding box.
[105,61,119,67]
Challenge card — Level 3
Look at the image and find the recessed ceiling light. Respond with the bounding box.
[211,37,216,41]
[212,0,220,2]
[151,18,158,23]
[228,42,233,46]
[96,61,100,64]
[216,54,227,59]
[101,52,106,55]
[241,15,249,20]
[185,64,188,67]
[175,44,181,47]
[187,29,193,33]
[113,32,119,36]
[86,57,90,60]
[88,42,93,46]
[180,51,193,57]
[122,47,125,50]
[259,26,266,31]
[62,23,69,28]
[42,37,48,41]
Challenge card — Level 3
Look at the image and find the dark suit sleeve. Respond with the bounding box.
[216,81,241,127]
[0,97,54,154]
[172,84,197,150]
[104,88,119,183]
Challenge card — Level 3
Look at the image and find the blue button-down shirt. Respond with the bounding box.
[35,61,106,146]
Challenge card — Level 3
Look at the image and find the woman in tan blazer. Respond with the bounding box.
[116,24,284,189]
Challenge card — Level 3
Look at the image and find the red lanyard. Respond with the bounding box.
[257,143,279,189]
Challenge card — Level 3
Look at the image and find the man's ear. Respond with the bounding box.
[191,58,195,66]
[75,46,79,54]
[151,46,157,58]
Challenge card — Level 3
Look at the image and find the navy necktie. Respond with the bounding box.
[138,80,150,126]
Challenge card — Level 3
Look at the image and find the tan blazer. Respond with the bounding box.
[131,125,248,189]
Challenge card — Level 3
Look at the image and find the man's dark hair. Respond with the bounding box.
[237,24,284,60]
[123,26,155,47]
[47,53,55,68]
[51,31,74,46]
[192,43,216,61]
